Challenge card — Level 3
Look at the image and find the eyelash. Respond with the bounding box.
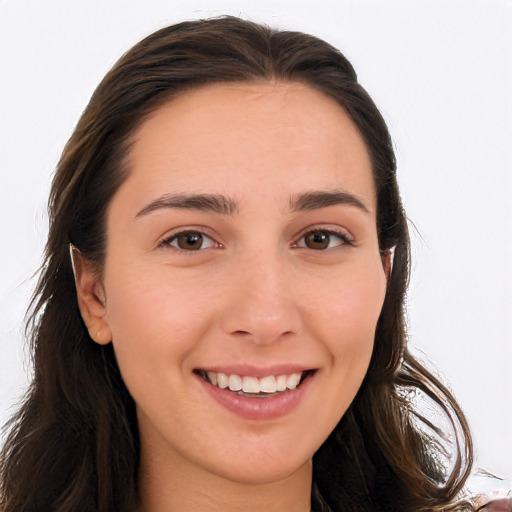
[159,229,220,252]
[292,228,354,250]
[159,227,354,252]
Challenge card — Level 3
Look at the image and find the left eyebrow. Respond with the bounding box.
[135,193,239,218]
[289,190,370,214]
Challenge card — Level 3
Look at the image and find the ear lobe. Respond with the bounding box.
[70,245,112,345]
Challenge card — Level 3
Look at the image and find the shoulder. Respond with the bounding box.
[477,497,512,511]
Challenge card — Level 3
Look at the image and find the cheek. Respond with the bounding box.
[104,264,216,339]
[102,267,218,390]
[301,259,387,397]
[292,263,386,439]
[301,261,387,342]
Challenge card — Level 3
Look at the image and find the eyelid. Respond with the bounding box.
[157,226,222,251]
[291,224,355,248]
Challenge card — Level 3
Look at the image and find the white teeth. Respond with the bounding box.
[276,374,287,392]
[228,374,242,392]
[286,373,301,390]
[259,375,277,393]
[242,376,260,393]
[206,371,217,386]
[217,372,229,389]
[203,371,304,394]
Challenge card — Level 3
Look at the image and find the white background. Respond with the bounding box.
[1,0,511,485]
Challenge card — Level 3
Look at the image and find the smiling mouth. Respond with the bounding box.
[194,370,313,397]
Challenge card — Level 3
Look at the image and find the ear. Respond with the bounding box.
[70,245,112,345]
[381,247,394,283]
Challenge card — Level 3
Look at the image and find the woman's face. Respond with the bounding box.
[89,82,388,484]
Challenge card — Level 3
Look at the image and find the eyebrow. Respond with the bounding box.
[289,190,370,214]
[135,189,369,219]
[136,193,239,218]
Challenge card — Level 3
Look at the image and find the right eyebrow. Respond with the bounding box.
[135,193,239,219]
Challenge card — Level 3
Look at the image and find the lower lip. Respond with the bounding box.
[197,373,314,421]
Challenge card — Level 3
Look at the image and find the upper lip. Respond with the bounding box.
[194,364,316,378]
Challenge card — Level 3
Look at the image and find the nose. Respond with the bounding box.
[219,251,303,346]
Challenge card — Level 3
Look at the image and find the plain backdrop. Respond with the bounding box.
[1,0,511,486]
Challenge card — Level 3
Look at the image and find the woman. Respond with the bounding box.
[0,15,500,512]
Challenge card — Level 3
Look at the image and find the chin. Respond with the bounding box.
[219,458,313,486]
[195,442,315,486]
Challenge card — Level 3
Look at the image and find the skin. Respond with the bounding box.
[74,82,389,512]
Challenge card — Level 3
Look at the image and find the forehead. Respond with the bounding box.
[120,81,375,213]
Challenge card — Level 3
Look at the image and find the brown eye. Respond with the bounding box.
[296,229,351,250]
[166,231,215,251]
[304,231,331,250]
[176,232,203,250]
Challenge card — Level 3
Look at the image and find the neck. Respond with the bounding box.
[137,443,312,512]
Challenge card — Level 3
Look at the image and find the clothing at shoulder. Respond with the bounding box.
[478,497,512,511]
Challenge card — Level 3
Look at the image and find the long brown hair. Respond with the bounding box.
[0,16,473,512]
